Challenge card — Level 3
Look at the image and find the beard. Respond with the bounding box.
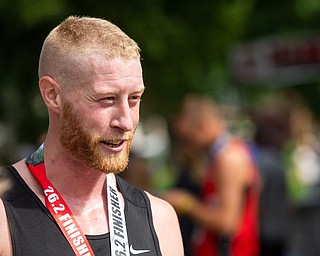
[59,102,134,174]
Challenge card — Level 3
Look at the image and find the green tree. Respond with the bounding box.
[1,0,320,163]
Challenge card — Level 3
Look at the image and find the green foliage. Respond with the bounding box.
[1,0,320,163]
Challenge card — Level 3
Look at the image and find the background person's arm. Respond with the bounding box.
[163,143,253,236]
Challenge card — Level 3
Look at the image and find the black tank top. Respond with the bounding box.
[2,166,162,256]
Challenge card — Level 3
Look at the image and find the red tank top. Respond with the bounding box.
[193,138,260,256]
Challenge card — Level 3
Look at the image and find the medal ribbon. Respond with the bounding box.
[107,173,130,256]
[26,144,130,256]
[27,161,95,256]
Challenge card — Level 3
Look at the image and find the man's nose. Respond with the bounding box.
[110,102,135,132]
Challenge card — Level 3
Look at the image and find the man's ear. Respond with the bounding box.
[39,76,62,114]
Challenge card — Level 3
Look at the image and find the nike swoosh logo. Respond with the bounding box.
[129,244,151,255]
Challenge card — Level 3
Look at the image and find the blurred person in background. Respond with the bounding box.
[0,170,11,196]
[0,15,183,256]
[163,94,260,256]
[283,100,320,256]
[250,104,291,256]
[167,131,205,256]
[118,152,153,192]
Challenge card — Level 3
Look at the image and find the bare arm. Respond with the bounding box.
[0,199,12,256]
[147,192,184,256]
[163,143,253,236]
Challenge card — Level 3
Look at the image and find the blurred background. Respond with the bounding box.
[2,0,320,164]
[2,1,320,255]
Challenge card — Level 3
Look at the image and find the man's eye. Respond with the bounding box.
[130,95,141,101]
[128,95,142,107]
[129,95,142,104]
[101,97,116,102]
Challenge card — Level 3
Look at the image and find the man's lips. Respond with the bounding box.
[100,139,127,152]
[102,140,125,148]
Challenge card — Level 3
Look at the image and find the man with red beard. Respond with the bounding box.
[0,16,183,256]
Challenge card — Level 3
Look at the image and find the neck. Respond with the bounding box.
[25,138,111,235]
[42,140,108,199]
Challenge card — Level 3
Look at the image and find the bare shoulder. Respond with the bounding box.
[0,198,12,256]
[145,192,184,256]
[217,140,255,183]
[222,140,251,163]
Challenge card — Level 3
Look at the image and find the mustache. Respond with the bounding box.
[98,129,136,142]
